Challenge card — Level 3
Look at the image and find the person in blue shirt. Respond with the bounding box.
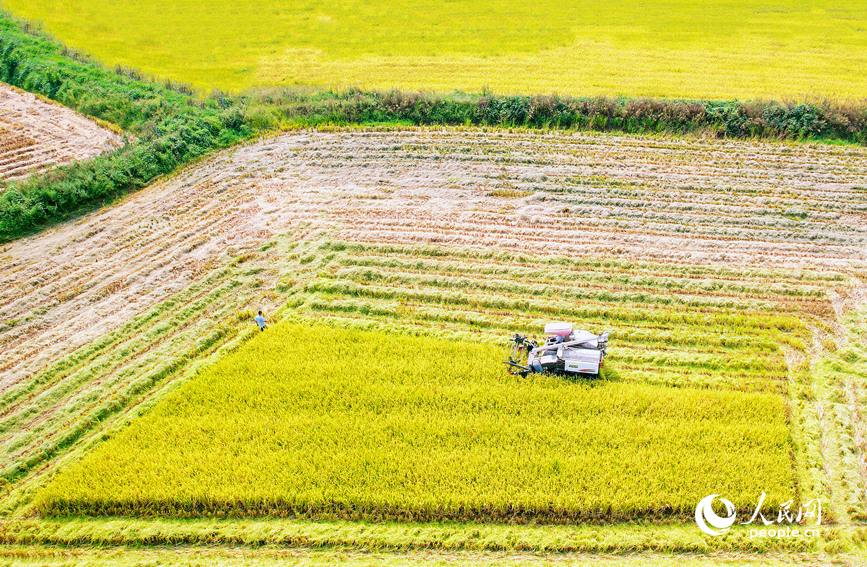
[254,310,268,331]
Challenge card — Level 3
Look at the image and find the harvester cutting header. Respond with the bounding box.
[504,322,611,377]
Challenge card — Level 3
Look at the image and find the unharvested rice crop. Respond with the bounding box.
[36,323,794,522]
[4,0,867,99]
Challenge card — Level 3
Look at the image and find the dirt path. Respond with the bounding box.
[0,83,124,182]
[1,129,865,392]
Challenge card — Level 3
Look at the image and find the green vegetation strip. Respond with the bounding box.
[244,90,867,145]
[37,323,794,522]
[0,12,251,242]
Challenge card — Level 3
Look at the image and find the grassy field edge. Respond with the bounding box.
[243,88,867,145]
[0,11,252,242]
[6,546,867,567]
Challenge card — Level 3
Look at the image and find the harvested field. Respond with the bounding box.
[1,130,864,385]
[1,129,866,533]
[0,83,123,182]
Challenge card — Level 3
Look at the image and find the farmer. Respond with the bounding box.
[254,310,268,331]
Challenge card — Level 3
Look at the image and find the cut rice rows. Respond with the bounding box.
[0,83,124,182]
[3,130,863,387]
[285,241,820,393]
[1,129,865,525]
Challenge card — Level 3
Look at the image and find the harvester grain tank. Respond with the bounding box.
[504,322,611,377]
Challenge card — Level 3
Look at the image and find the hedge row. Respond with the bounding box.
[246,88,867,142]
[0,13,251,242]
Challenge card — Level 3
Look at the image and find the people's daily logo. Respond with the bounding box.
[695,494,736,536]
[695,492,822,539]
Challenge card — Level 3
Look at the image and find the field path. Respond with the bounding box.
[0,82,124,182]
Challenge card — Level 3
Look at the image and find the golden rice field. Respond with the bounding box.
[3,0,866,99]
[35,324,793,522]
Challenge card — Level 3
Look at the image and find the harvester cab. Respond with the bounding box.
[504,322,611,377]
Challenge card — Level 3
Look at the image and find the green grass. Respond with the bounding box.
[4,0,867,99]
[36,323,794,522]
[0,13,252,242]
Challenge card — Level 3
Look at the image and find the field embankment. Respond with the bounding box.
[245,90,867,145]
[0,13,251,241]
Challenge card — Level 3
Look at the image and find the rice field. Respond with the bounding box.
[3,0,867,557]
[1,128,865,553]
[35,323,794,522]
[3,0,867,99]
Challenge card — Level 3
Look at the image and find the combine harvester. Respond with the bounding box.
[504,322,611,377]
